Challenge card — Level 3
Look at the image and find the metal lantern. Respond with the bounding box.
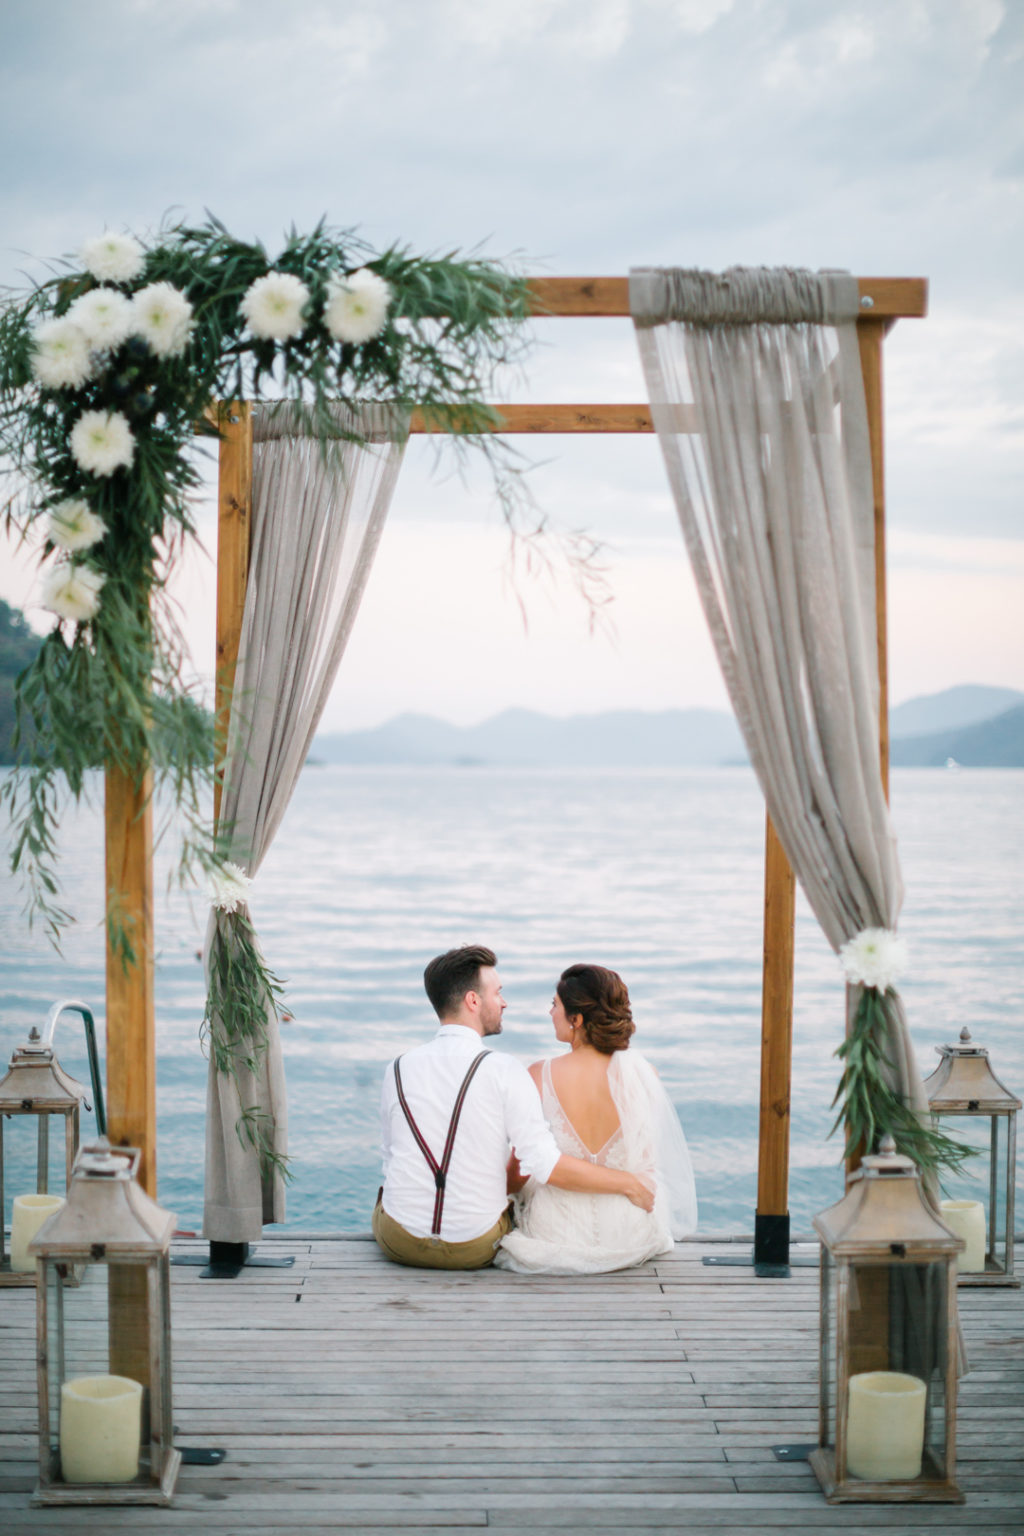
[923,1027,1020,1287]
[29,1139,180,1507]
[0,1012,90,1287]
[810,1138,964,1505]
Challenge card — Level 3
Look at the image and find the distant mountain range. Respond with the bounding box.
[888,684,1023,739]
[890,701,1024,768]
[313,707,747,768]
[2,594,1021,771]
[0,599,42,762]
[313,684,1024,769]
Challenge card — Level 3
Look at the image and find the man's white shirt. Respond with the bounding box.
[380,1024,562,1241]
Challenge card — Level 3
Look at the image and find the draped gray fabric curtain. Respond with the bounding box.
[203,404,408,1243]
[630,267,928,1138]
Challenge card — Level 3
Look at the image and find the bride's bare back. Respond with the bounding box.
[530,1050,621,1156]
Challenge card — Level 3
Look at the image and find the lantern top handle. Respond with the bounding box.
[855,1135,918,1181]
[75,1137,138,1181]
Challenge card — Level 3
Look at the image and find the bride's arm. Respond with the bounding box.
[546,1155,655,1211]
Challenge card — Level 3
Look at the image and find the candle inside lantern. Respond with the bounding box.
[9,1193,64,1272]
[940,1199,987,1273]
[846,1371,927,1481]
[60,1375,143,1484]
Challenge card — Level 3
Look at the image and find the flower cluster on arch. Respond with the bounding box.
[0,215,530,955]
[27,230,393,628]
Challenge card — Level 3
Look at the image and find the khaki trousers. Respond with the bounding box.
[372,1194,513,1270]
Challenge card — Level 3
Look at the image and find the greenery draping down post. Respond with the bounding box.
[630,266,967,1186]
[1,218,534,1226]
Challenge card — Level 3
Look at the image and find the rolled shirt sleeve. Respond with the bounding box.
[502,1061,561,1184]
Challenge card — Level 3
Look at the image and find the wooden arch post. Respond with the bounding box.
[116,273,923,1268]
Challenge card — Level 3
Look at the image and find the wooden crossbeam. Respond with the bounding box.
[526,275,928,319]
[410,404,658,434]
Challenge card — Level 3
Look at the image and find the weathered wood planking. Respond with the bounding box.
[0,1238,1020,1534]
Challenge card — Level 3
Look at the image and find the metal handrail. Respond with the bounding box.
[42,1000,106,1136]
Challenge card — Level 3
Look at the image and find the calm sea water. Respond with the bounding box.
[1,766,1021,1235]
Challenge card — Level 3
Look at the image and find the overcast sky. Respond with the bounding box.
[2,0,1021,728]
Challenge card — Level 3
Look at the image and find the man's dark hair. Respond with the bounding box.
[423,945,497,1020]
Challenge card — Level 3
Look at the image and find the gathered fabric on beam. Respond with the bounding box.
[629,266,928,1144]
[203,403,409,1244]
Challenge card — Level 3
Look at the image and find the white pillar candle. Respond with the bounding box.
[60,1375,143,1484]
[846,1371,927,1481]
[9,1193,65,1272]
[941,1199,987,1273]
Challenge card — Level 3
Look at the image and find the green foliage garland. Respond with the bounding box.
[831,985,973,1181]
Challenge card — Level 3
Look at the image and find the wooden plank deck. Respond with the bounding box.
[1,1237,1022,1534]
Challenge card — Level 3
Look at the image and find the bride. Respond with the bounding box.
[495,963,697,1275]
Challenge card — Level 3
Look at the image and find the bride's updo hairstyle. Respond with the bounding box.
[557,964,635,1055]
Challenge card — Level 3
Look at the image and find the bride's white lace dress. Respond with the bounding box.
[494,1049,698,1275]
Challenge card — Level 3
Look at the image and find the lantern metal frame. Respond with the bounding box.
[0,1007,91,1288]
[924,1027,1020,1287]
[810,1140,964,1505]
[29,1139,181,1507]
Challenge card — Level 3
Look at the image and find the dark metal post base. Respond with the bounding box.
[754,1211,790,1267]
[702,1212,817,1278]
[171,1241,296,1279]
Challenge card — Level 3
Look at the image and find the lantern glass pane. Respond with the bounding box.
[991,1115,1008,1274]
[2,1111,73,1218]
[821,1246,836,1447]
[43,1258,151,1488]
[846,1260,949,1481]
[937,1113,1005,1274]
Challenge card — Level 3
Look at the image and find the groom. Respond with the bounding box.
[372,944,654,1270]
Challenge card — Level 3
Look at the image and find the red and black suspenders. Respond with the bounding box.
[392,1050,491,1237]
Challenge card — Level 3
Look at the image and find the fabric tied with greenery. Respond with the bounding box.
[631,267,969,1185]
[1,217,532,1216]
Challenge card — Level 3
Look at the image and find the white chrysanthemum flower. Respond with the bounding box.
[324,267,391,344]
[30,318,93,389]
[207,861,252,913]
[40,562,105,624]
[67,287,134,350]
[80,231,145,284]
[840,927,908,992]
[131,281,194,357]
[47,498,108,553]
[70,410,135,477]
[240,272,310,341]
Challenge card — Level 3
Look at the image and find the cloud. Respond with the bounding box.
[1,0,1020,721]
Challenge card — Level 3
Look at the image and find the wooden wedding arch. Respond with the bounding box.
[104,273,927,1269]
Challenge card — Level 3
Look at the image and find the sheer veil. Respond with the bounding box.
[609,1050,698,1239]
